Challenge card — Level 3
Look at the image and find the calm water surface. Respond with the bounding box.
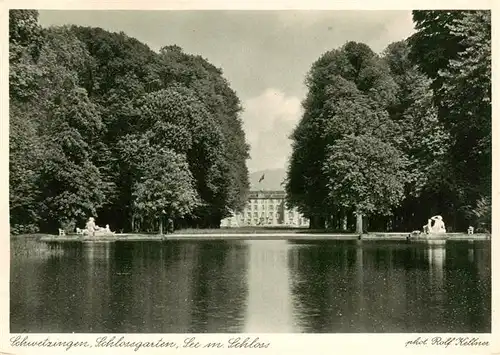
[10,238,490,333]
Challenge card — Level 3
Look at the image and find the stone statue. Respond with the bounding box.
[86,217,96,238]
[425,215,446,234]
[75,218,115,238]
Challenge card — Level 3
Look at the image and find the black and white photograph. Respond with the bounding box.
[5,3,494,344]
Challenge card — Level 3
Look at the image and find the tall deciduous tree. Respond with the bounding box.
[323,135,407,232]
[133,148,199,233]
[286,42,404,232]
[36,85,105,231]
[9,10,45,234]
[135,87,230,228]
[382,40,452,230]
[9,101,44,234]
[67,26,161,230]
[157,46,250,218]
[409,10,491,231]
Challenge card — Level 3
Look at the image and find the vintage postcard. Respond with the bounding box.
[1,0,497,354]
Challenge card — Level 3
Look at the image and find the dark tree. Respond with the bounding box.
[409,10,491,231]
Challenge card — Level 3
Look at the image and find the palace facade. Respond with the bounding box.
[220,190,309,228]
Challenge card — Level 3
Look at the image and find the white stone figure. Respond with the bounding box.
[423,221,430,234]
[105,224,111,233]
[468,226,474,235]
[427,215,446,234]
[86,217,96,238]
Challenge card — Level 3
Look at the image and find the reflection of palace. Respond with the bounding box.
[220,190,309,227]
[244,240,295,332]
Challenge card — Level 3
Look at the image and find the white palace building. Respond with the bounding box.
[220,190,309,228]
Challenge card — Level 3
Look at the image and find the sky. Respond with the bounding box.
[38,10,416,173]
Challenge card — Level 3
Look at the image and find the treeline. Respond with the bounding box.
[9,10,250,234]
[286,10,491,233]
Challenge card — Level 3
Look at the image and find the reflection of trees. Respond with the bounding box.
[12,240,248,333]
[12,240,199,333]
[108,241,198,332]
[400,241,490,333]
[358,243,416,332]
[10,238,60,332]
[287,241,466,332]
[106,242,135,331]
[11,241,90,333]
[23,242,113,333]
[443,241,491,333]
[287,241,359,332]
[11,239,51,332]
[188,241,249,333]
[22,240,249,333]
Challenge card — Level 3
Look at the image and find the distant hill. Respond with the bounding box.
[249,168,286,191]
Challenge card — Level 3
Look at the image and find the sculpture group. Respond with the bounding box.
[423,215,446,234]
[76,217,115,237]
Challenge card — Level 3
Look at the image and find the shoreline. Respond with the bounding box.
[14,232,491,243]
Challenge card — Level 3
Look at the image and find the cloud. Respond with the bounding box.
[242,88,302,172]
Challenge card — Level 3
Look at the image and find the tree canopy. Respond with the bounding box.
[409,10,491,230]
[286,10,491,233]
[9,10,250,234]
[286,41,406,231]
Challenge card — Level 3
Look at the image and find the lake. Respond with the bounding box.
[10,238,491,333]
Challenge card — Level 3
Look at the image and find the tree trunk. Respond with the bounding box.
[309,215,326,229]
[326,214,333,229]
[356,211,363,234]
[342,215,348,231]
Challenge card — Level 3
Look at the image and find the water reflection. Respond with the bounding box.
[10,239,490,333]
[11,241,249,333]
[188,241,249,333]
[468,246,474,263]
[286,240,490,333]
[287,241,361,332]
[443,241,491,333]
[426,243,446,293]
[244,240,295,332]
